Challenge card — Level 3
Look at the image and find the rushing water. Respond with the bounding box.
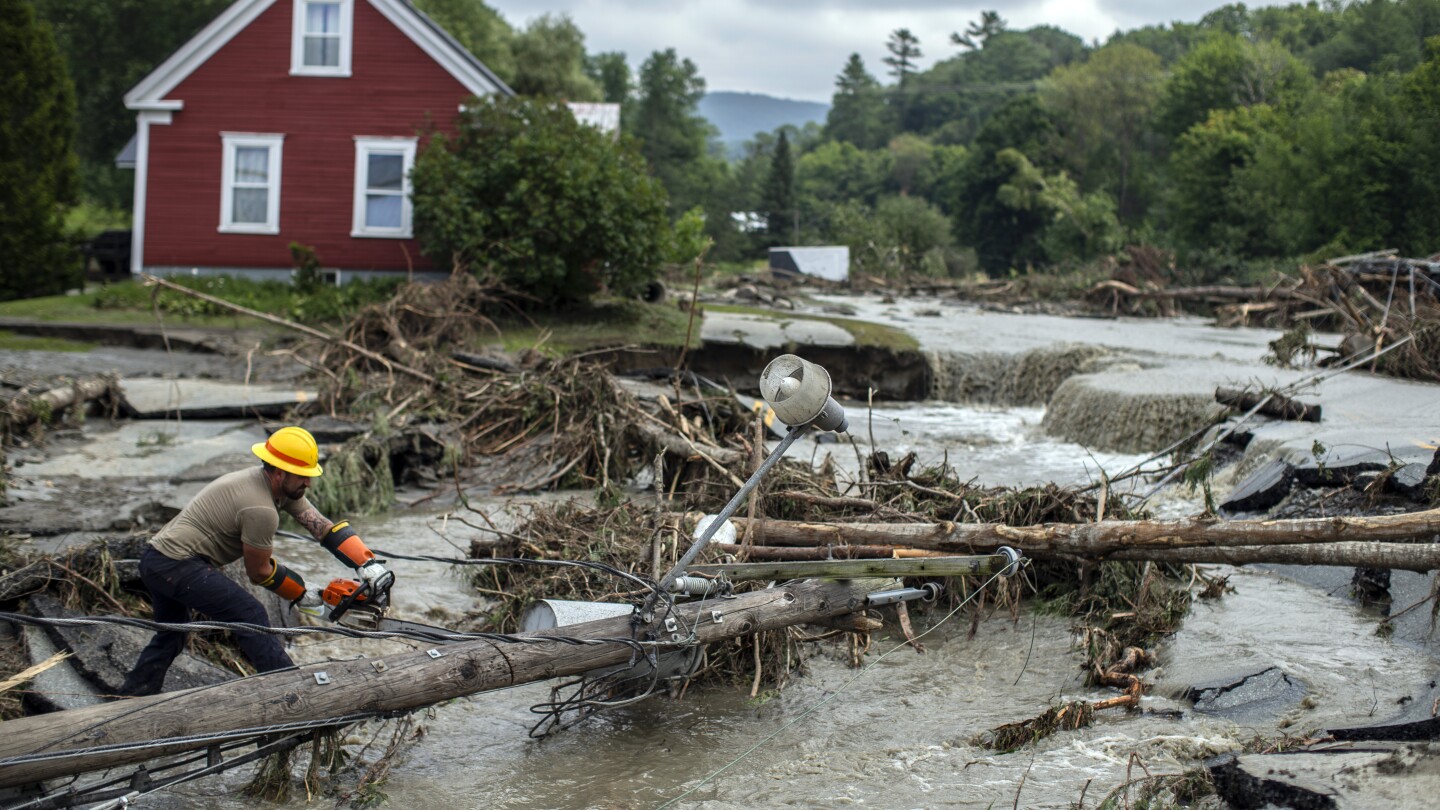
[13,302,1439,809]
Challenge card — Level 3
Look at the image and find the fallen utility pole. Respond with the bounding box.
[0,578,890,789]
[707,509,1440,560]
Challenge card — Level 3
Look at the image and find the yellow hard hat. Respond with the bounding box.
[252,426,323,477]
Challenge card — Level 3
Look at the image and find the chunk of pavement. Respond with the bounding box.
[119,378,317,419]
[1293,448,1391,487]
[1388,463,1430,501]
[1329,715,1440,742]
[1186,666,1307,720]
[27,594,234,695]
[19,623,105,712]
[300,414,372,444]
[1221,459,1294,514]
[1208,742,1440,810]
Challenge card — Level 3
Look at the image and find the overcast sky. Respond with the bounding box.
[484,1,1290,103]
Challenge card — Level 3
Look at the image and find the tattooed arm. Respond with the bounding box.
[292,504,335,541]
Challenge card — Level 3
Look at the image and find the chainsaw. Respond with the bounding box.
[321,569,462,644]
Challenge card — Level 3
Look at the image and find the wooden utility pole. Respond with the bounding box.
[0,578,891,788]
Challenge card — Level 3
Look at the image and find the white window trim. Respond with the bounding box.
[219,133,284,234]
[352,136,417,238]
[291,0,353,77]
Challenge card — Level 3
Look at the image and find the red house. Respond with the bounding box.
[122,0,513,284]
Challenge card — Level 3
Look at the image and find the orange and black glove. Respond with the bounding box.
[257,559,306,603]
[321,521,375,569]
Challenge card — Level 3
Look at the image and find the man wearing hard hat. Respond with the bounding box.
[117,426,387,697]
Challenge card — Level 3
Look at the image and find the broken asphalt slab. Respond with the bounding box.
[118,378,316,419]
[1208,742,1440,810]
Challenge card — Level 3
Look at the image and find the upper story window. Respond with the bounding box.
[291,0,352,77]
[220,133,284,234]
[352,137,417,238]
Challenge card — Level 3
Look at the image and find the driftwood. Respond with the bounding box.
[0,577,890,788]
[1215,386,1322,422]
[140,274,437,385]
[1,376,116,432]
[1089,280,1299,302]
[711,542,946,561]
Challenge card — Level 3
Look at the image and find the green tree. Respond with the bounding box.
[585,51,631,103]
[1155,33,1312,139]
[883,28,923,85]
[631,48,715,210]
[413,0,516,81]
[901,27,1083,139]
[761,130,796,244]
[795,141,890,212]
[1166,104,1291,255]
[509,13,601,100]
[33,0,230,208]
[994,149,1122,262]
[1,0,80,301]
[951,95,1063,274]
[1041,42,1164,219]
[952,10,1007,50]
[824,54,890,149]
[410,95,670,304]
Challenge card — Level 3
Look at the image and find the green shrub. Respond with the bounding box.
[411,95,671,305]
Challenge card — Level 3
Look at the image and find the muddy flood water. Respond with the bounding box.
[4,296,1439,809]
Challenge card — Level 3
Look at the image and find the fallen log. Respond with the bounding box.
[1104,541,1440,572]
[0,577,891,788]
[1,376,116,432]
[710,509,1440,558]
[1215,386,1322,422]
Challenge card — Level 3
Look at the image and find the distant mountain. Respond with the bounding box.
[699,91,829,157]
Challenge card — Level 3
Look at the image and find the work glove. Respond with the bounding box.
[294,586,327,618]
[358,559,389,585]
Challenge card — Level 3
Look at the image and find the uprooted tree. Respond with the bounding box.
[410,94,672,305]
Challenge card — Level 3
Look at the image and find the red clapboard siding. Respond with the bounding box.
[145,0,473,273]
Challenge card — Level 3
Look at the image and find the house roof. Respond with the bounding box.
[124,0,514,111]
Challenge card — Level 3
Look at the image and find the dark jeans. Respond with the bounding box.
[119,547,293,696]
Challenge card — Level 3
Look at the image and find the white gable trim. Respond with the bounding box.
[365,0,508,97]
[125,0,279,110]
[125,0,508,111]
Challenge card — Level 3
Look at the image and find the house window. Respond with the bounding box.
[219,133,283,234]
[292,0,352,76]
[352,137,416,238]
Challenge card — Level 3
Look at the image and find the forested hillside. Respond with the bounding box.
[14,0,1440,301]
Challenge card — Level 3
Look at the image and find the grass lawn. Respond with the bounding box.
[0,285,273,330]
[0,330,96,352]
[478,298,700,354]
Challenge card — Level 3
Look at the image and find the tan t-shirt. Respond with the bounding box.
[150,467,312,566]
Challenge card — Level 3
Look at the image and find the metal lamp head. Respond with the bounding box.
[759,354,849,433]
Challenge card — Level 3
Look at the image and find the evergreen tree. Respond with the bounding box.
[1,0,80,301]
[761,130,796,245]
[632,48,715,211]
[825,54,890,149]
[883,29,923,85]
[952,10,1007,50]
